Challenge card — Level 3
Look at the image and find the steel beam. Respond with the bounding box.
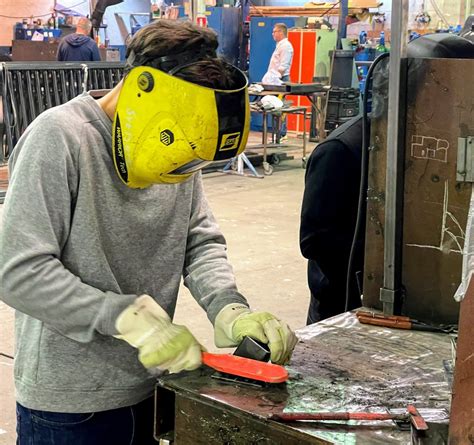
[380,0,408,315]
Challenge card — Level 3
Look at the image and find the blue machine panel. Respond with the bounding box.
[249,16,296,131]
[207,7,241,66]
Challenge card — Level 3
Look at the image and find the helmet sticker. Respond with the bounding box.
[160,129,174,146]
[219,132,241,151]
[113,114,129,183]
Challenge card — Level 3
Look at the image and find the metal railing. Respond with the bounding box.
[0,61,125,163]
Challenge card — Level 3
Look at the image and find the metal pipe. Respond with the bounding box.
[337,0,349,49]
[380,0,409,315]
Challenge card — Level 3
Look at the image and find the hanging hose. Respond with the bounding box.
[344,52,390,312]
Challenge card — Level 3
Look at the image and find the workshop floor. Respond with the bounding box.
[0,135,312,444]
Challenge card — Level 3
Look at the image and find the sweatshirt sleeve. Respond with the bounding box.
[0,113,136,343]
[183,173,249,324]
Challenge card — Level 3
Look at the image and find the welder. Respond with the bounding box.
[0,20,297,445]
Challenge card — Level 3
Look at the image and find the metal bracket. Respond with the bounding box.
[456,136,474,182]
[380,287,399,315]
[380,287,396,304]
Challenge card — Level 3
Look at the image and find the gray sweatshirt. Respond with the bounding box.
[0,93,248,412]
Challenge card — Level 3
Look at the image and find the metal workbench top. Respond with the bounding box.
[159,311,453,444]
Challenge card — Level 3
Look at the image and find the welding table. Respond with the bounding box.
[157,311,452,444]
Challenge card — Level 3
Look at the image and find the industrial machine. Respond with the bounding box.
[362,38,474,326]
[206,6,241,66]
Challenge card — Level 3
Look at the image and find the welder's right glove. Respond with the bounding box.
[114,295,203,373]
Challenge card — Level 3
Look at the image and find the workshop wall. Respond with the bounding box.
[99,0,150,46]
[0,0,54,46]
[252,0,467,28]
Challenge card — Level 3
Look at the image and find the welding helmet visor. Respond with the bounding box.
[112,63,249,188]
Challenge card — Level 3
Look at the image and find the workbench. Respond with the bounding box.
[249,102,308,175]
[157,311,452,444]
[248,83,328,175]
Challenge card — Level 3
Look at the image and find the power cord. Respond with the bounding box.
[0,352,14,360]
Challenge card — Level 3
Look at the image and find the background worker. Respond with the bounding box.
[266,23,294,82]
[263,23,294,141]
[57,17,101,62]
[0,20,297,445]
[300,116,364,324]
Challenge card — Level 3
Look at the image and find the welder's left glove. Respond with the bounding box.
[213,303,298,365]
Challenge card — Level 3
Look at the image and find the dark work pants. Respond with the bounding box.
[16,396,157,445]
[307,289,362,325]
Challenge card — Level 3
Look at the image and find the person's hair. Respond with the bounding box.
[76,17,92,34]
[274,23,288,37]
[125,20,240,90]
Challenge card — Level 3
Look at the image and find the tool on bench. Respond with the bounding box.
[270,404,428,432]
[233,336,271,362]
[204,337,288,385]
[356,310,456,333]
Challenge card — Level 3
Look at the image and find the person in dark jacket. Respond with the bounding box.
[300,116,364,324]
[57,17,101,62]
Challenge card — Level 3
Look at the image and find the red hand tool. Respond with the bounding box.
[201,352,288,384]
[270,404,428,431]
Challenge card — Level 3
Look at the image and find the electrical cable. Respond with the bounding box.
[344,52,390,312]
[0,352,14,360]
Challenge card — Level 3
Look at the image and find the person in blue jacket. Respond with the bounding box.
[57,17,101,62]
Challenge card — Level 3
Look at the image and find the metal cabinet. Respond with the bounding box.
[206,7,241,66]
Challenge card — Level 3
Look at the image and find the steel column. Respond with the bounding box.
[337,0,349,49]
[379,0,408,315]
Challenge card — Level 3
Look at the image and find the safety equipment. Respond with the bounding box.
[112,64,250,188]
[114,295,203,373]
[214,303,298,365]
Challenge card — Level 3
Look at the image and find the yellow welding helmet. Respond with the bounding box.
[112,63,250,188]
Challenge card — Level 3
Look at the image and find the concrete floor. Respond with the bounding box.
[0,151,311,444]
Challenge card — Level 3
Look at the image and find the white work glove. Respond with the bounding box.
[114,295,203,373]
[214,303,298,365]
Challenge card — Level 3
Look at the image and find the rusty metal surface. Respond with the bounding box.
[449,277,474,443]
[11,40,59,61]
[402,58,474,324]
[363,58,474,325]
[159,312,453,444]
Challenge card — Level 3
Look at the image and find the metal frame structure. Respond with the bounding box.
[379,0,408,315]
[0,61,124,163]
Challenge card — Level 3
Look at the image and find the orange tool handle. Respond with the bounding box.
[357,316,412,330]
[201,352,288,384]
[356,310,411,322]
